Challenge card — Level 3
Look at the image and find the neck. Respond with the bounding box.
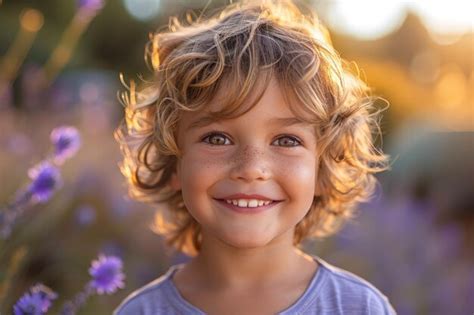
[185,229,315,291]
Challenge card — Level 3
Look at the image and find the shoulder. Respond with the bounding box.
[113,265,182,315]
[307,256,397,314]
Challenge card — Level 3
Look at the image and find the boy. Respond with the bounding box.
[114,0,395,314]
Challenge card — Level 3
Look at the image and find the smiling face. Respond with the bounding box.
[172,77,319,250]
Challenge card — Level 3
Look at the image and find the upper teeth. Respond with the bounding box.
[225,199,272,208]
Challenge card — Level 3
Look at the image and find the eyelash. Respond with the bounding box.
[200,131,302,147]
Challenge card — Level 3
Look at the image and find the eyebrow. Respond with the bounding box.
[187,115,220,131]
[270,117,316,136]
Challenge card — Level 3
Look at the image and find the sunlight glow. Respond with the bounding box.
[325,0,407,40]
[322,0,473,40]
[411,0,473,34]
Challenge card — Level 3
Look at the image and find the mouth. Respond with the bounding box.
[213,198,283,214]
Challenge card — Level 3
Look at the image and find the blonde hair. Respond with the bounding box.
[115,0,390,256]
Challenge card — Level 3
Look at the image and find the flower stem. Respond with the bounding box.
[59,283,94,315]
[0,190,33,239]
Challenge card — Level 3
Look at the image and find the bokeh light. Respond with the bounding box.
[20,9,44,33]
[411,0,473,35]
[323,0,408,40]
[122,0,161,21]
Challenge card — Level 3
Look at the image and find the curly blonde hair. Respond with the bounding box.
[114,0,390,256]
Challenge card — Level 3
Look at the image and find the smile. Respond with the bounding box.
[224,199,272,207]
[214,198,281,214]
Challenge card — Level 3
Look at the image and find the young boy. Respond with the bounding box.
[114,0,395,314]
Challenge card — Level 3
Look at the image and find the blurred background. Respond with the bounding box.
[0,0,472,314]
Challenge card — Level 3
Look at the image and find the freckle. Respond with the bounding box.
[233,145,260,164]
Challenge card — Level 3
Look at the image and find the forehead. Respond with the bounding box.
[180,76,316,131]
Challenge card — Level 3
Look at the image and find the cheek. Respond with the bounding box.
[274,152,316,179]
[182,152,229,175]
[274,154,316,202]
[179,153,227,194]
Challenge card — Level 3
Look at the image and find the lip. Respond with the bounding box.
[213,198,282,214]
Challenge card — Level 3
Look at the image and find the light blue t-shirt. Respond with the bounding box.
[114,255,396,314]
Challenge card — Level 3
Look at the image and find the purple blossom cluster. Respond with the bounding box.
[5,125,126,314]
[89,254,125,295]
[50,126,81,165]
[59,254,125,314]
[14,254,125,315]
[0,126,80,239]
[13,284,57,315]
[27,162,62,203]
[2,2,116,314]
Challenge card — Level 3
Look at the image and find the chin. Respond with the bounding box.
[219,233,275,249]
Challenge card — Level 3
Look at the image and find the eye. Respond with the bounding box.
[201,132,232,145]
[272,135,302,147]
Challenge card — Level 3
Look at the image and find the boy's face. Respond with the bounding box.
[173,78,319,250]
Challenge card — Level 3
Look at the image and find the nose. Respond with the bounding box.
[229,145,270,182]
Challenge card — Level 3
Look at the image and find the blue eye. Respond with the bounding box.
[201,132,231,145]
[273,135,302,147]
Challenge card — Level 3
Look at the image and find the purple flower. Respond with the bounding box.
[77,0,104,11]
[50,126,81,165]
[89,254,125,294]
[13,283,57,315]
[27,162,62,203]
[59,254,124,314]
